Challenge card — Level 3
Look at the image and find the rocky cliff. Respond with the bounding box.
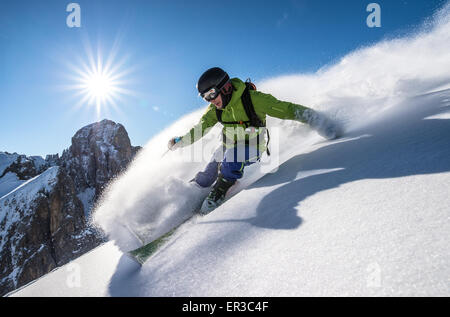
[0,119,141,296]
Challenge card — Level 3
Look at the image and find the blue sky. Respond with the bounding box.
[0,0,446,156]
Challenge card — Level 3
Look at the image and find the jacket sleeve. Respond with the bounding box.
[250,90,311,123]
[178,105,219,147]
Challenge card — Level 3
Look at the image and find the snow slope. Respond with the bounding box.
[0,152,47,198]
[8,3,450,297]
[0,172,25,200]
[0,153,23,198]
[0,152,19,175]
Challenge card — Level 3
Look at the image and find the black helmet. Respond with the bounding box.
[197,67,230,94]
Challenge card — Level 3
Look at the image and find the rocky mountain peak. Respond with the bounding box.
[62,119,141,195]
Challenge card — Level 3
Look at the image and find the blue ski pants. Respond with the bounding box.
[194,144,261,187]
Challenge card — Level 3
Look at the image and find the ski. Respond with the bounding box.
[127,216,193,265]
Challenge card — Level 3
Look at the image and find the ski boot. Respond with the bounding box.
[199,174,235,215]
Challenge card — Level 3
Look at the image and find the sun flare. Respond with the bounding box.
[64,42,136,118]
[77,60,123,114]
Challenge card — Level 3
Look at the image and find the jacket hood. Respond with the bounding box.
[219,78,245,109]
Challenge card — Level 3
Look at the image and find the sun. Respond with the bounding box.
[81,67,117,107]
[76,58,124,115]
[86,72,114,99]
[64,40,136,118]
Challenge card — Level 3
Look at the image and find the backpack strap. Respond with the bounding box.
[216,82,264,128]
[241,82,265,128]
[216,80,271,155]
[215,108,251,127]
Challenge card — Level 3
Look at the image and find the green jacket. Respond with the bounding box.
[179,78,310,149]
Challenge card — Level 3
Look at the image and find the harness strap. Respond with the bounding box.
[216,82,271,155]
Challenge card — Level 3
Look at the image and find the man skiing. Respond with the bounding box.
[168,67,341,214]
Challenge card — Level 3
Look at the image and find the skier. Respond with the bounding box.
[168,67,341,214]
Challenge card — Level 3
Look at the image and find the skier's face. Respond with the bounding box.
[211,94,223,109]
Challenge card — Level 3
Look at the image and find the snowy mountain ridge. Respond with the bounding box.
[0,120,141,296]
[0,152,57,199]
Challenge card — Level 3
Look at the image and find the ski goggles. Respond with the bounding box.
[200,87,220,102]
